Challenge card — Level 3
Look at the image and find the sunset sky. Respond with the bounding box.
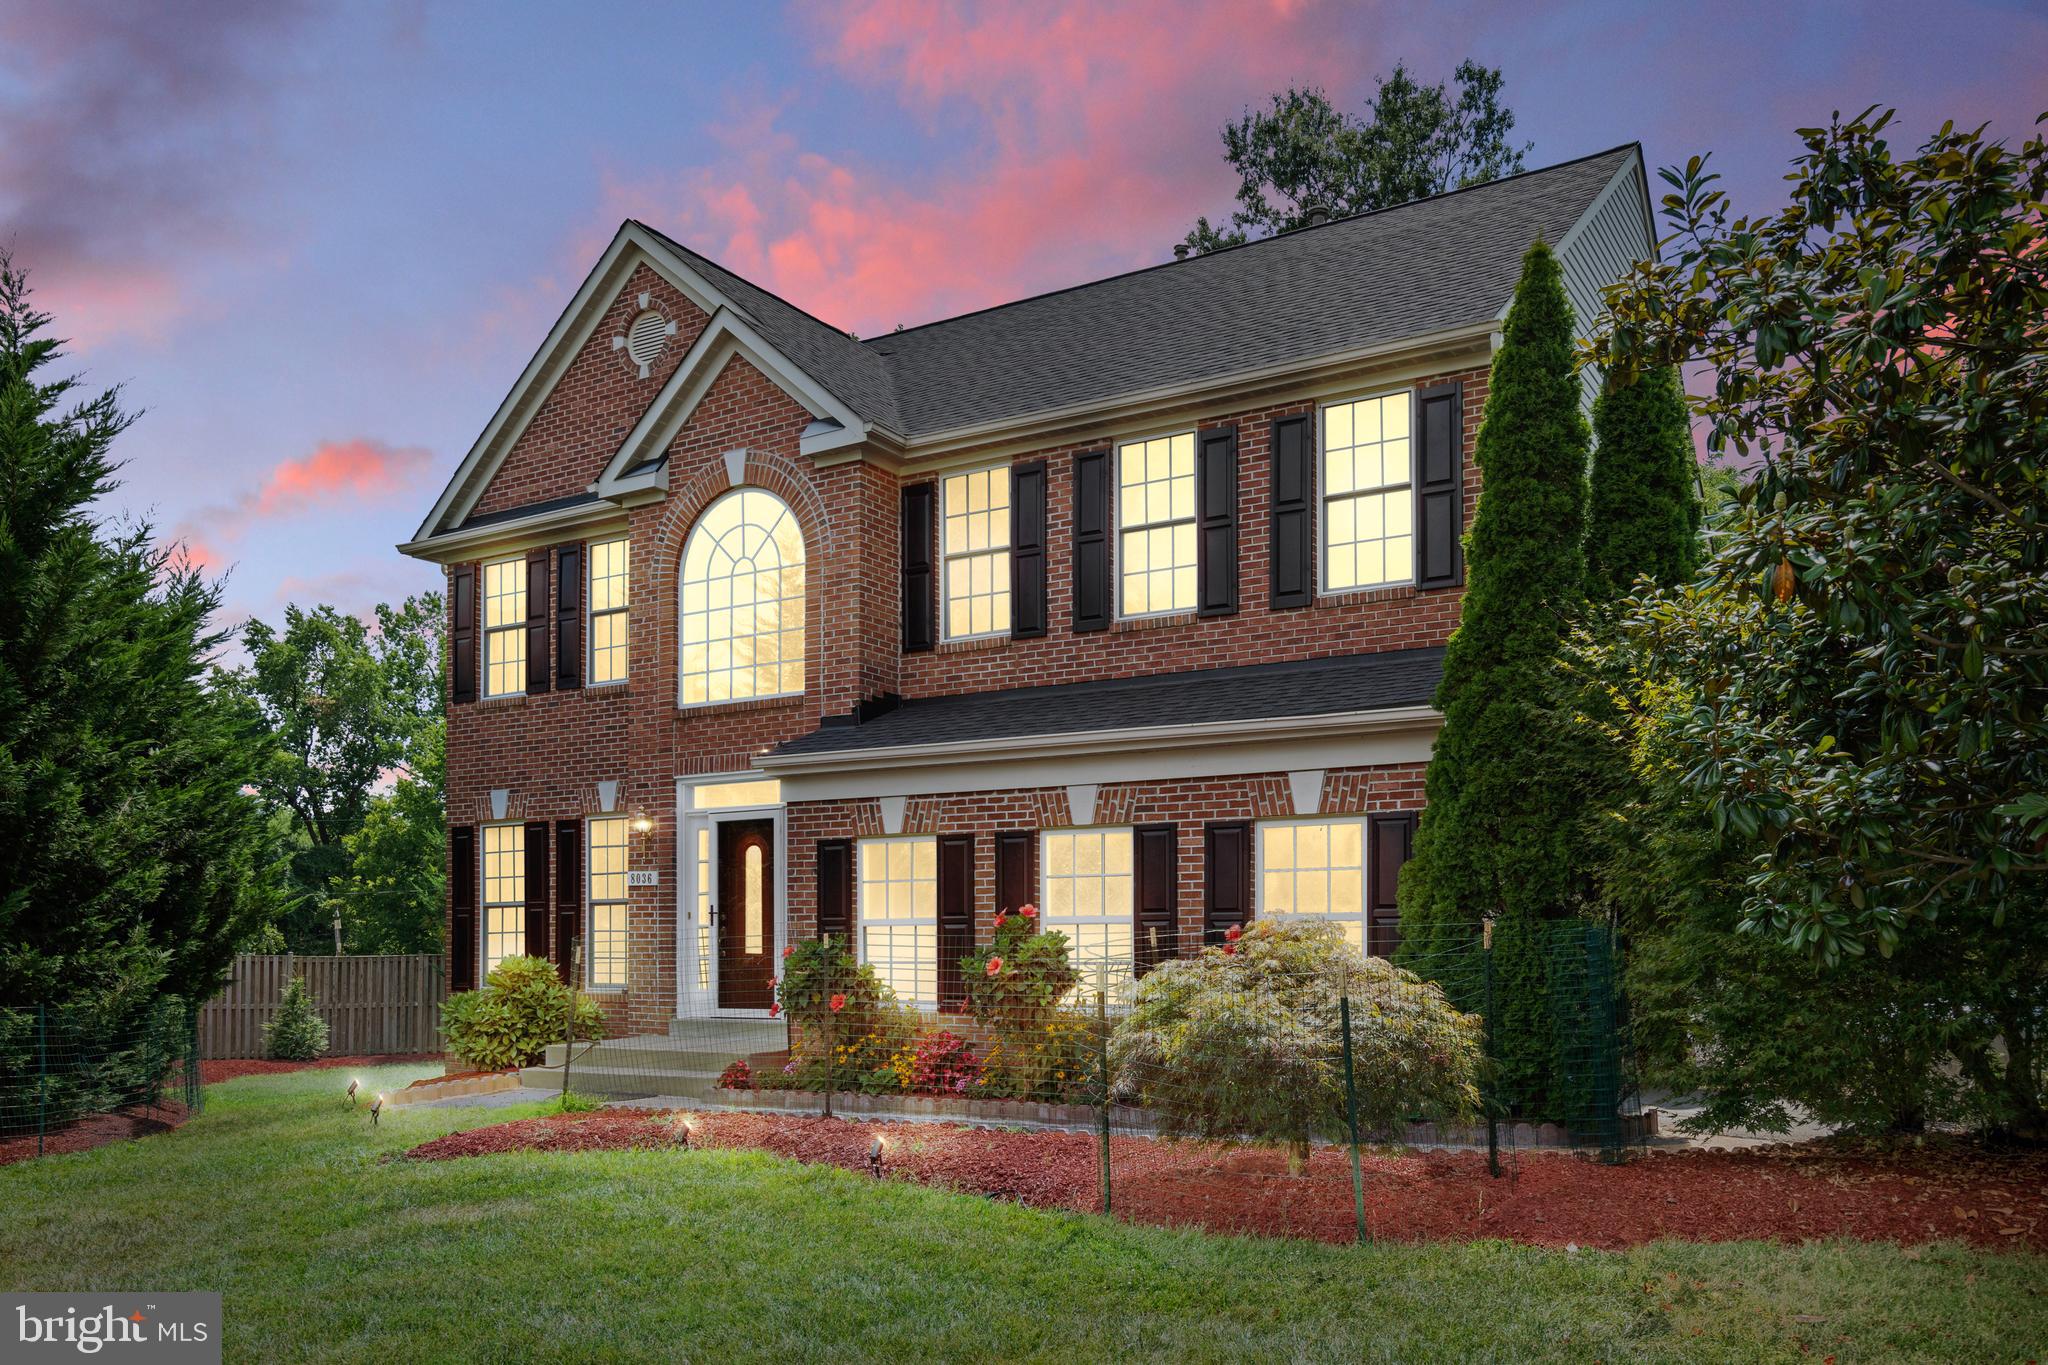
[4,0,2041,635]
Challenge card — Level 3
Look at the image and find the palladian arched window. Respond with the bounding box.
[679,488,806,705]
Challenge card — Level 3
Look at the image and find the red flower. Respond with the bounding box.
[994,910,1008,928]
[1222,945,1237,956]
[1225,923,1243,942]
[829,993,847,1013]
[1019,903,1038,919]
[768,1001,781,1017]
[985,956,1004,977]
[782,945,795,959]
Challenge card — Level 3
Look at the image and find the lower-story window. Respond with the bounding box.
[858,836,936,1004]
[482,822,525,977]
[1257,817,1368,952]
[587,816,629,989]
[1041,828,1135,969]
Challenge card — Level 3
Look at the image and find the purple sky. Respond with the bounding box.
[4,0,2041,634]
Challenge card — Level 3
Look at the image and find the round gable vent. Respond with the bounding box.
[611,301,679,378]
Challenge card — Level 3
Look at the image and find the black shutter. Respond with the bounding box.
[995,830,1036,913]
[523,819,551,960]
[554,821,581,984]
[816,840,853,945]
[1010,460,1048,638]
[1196,424,1239,616]
[1203,822,1251,946]
[937,834,974,1009]
[1071,449,1111,632]
[1368,812,1417,958]
[1270,414,1315,608]
[450,825,476,991]
[1134,824,1178,975]
[524,548,552,694]
[1415,383,1464,589]
[901,482,936,652]
[554,542,583,692]
[450,565,477,704]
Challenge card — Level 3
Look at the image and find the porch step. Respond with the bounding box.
[665,1017,788,1049]
[520,1023,785,1100]
[517,1064,726,1100]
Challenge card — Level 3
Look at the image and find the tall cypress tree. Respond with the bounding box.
[1583,365,1699,600]
[1398,239,1591,1114]
[0,254,270,1027]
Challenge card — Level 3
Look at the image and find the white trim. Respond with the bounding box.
[410,223,742,544]
[722,448,747,487]
[1066,783,1098,827]
[877,794,908,835]
[768,708,1441,802]
[1317,388,1418,598]
[1526,150,1651,316]
[598,309,873,497]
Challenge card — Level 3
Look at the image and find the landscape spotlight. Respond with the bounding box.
[346,1078,359,1107]
[868,1134,887,1177]
[669,1115,694,1149]
[371,1094,385,1126]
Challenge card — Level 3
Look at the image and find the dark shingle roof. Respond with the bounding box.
[767,647,1444,760]
[644,147,1635,441]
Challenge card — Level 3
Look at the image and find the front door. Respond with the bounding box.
[717,820,775,1010]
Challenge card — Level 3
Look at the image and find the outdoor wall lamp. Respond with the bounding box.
[629,809,655,835]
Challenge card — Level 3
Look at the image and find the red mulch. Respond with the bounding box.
[199,1053,444,1084]
[0,1101,190,1166]
[403,1111,2048,1252]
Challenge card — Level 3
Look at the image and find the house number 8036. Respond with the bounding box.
[626,870,659,887]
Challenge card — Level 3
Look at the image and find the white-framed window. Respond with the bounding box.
[586,815,629,989]
[588,538,629,685]
[1116,431,1197,617]
[482,557,527,697]
[858,836,936,1004]
[1321,391,1415,593]
[941,464,1011,639]
[1041,828,1135,968]
[1258,817,1368,953]
[692,826,712,991]
[481,822,525,977]
[680,488,806,705]
[687,777,781,811]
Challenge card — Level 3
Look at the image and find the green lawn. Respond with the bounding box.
[1,1064,2041,1363]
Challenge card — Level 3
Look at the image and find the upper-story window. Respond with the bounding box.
[1116,432,1196,617]
[1322,392,1414,593]
[680,488,805,706]
[482,557,526,697]
[588,538,629,685]
[941,465,1011,640]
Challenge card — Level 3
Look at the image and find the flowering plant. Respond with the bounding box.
[904,1028,982,1095]
[716,1058,754,1090]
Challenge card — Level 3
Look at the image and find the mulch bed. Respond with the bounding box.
[200,1054,444,1084]
[402,1111,2048,1252]
[0,1101,190,1166]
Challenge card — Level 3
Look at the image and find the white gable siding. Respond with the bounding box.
[1556,157,1658,410]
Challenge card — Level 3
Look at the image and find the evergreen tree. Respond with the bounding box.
[1397,240,1591,1115]
[1584,365,1699,600]
[0,252,270,1023]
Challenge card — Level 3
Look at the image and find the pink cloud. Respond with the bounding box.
[606,0,1380,334]
[164,438,433,574]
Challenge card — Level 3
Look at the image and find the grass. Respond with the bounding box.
[1,1063,2042,1363]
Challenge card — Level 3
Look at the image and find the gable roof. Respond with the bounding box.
[406,145,1647,552]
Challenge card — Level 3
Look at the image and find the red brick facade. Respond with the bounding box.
[431,249,1487,1037]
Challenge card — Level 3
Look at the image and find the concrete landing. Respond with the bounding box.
[519,1018,786,1100]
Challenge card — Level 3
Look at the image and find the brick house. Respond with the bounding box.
[401,145,1654,1038]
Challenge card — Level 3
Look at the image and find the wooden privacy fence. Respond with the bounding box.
[198,954,446,1059]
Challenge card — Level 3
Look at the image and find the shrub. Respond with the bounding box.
[716,1059,754,1090]
[440,955,606,1070]
[1113,920,1482,1171]
[963,905,1085,1098]
[776,937,916,1092]
[264,975,329,1062]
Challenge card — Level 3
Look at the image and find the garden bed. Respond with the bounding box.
[403,1110,2048,1251]
[0,1100,191,1166]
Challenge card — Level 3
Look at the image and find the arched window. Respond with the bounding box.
[680,488,806,705]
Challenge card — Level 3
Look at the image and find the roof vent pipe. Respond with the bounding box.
[1304,203,1331,228]
[1172,242,1191,260]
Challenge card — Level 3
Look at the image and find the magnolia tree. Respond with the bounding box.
[1112,921,1482,1171]
[1591,109,2048,1133]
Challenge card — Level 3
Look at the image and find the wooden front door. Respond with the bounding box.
[717,820,775,1010]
